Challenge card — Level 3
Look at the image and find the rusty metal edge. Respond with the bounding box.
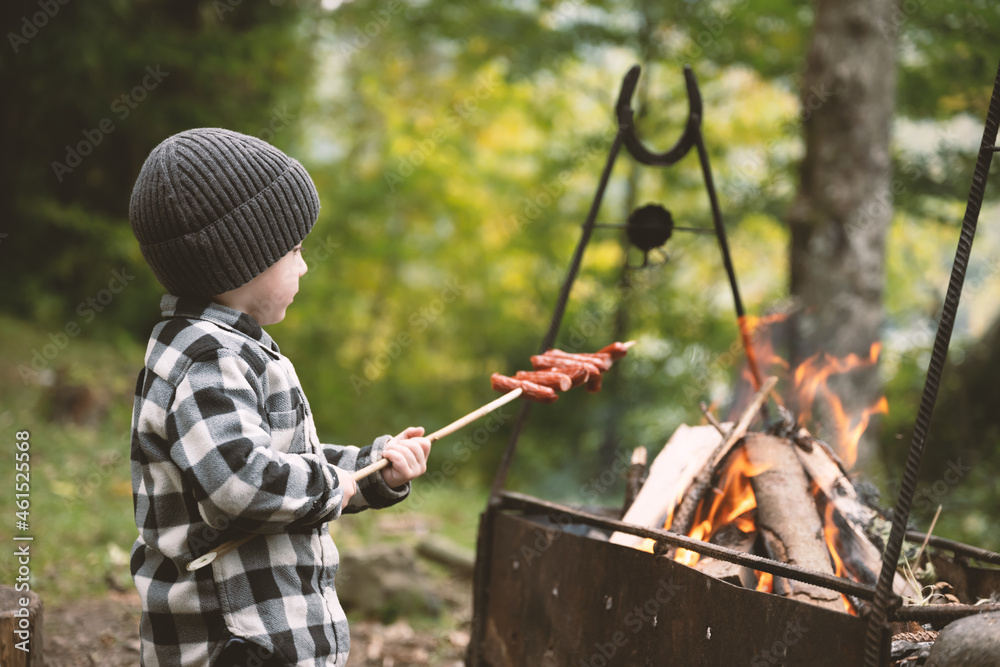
[497,490,879,600]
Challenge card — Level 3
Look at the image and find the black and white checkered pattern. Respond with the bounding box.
[130,295,409,666]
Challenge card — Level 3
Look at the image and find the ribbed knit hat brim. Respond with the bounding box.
[129,128,319,297]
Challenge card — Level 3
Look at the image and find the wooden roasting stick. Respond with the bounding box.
[350,387,524,481]
[187,388,524,571]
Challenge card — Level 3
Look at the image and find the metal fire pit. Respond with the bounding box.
[468,60,1000,666]
[478,496,869,666]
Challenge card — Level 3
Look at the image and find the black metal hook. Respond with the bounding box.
[616,64,703,167]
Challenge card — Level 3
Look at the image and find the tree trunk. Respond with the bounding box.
[788,0,900,470]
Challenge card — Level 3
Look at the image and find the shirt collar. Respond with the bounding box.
[159,294,281,355]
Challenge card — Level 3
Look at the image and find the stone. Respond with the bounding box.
[336,544,441,622]
[925,611,1000,667]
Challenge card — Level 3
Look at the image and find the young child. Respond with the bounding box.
[127,127,431,667]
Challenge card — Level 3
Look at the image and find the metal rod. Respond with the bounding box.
[904,530,1000,566]
[591,223,715,234]
[892,603,1000,624]
[497,490,878,601]
[864,57,1000,667]
[488,130,626,501]
[694,133,766,396]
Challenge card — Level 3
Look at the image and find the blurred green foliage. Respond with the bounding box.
[1,0,998,606]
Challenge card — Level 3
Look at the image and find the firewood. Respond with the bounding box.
[792,433,876,528]
[693,525,758,588]
[744,433,846,612]
[609,424,728,549]
[669,376,778,537]
[621,446,648,515]
[793,435,920,600]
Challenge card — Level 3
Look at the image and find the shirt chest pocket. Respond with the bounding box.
[265,404,307,454]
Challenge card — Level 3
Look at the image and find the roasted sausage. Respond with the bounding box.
[542,348,613,372]
[597,341,634,360]
[491,373,559,403]
[529,355,602,378]
[514,370,573,392]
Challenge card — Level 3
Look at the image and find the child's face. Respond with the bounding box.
[215,243,308,325]
[252,243,308,325]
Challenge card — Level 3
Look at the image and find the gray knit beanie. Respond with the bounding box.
[129,128,319,297]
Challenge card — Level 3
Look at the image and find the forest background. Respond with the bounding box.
[1,0,999,611]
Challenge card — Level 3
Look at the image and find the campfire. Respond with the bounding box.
[468,63,1000,666]
[611,319,909,619]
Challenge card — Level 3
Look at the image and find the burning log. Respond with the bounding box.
[744,433,845,613]
[609,424,727,550]
[621,446,647,514]
[793,433,920,600]
[669,376,778,538]
[692,524,758,588]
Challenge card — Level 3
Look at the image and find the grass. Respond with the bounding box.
[0,314,491,610]
[0,314,142,603]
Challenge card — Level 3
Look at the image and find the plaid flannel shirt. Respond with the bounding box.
[130,295,409,667]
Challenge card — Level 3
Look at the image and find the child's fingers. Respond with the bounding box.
[402,438,430,469]
[414,437,431,458]
[386,443,421,473]
[393,425,425,440]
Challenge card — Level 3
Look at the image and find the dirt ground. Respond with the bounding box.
[42,588,470,667]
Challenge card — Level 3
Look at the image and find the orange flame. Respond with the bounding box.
[672,448,769,568]
[822,499,857,615]
[741,314,888,469]
[791,342,887,468]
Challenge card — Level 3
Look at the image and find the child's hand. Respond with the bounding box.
[381,426,432,489]
[333,466,358,505]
